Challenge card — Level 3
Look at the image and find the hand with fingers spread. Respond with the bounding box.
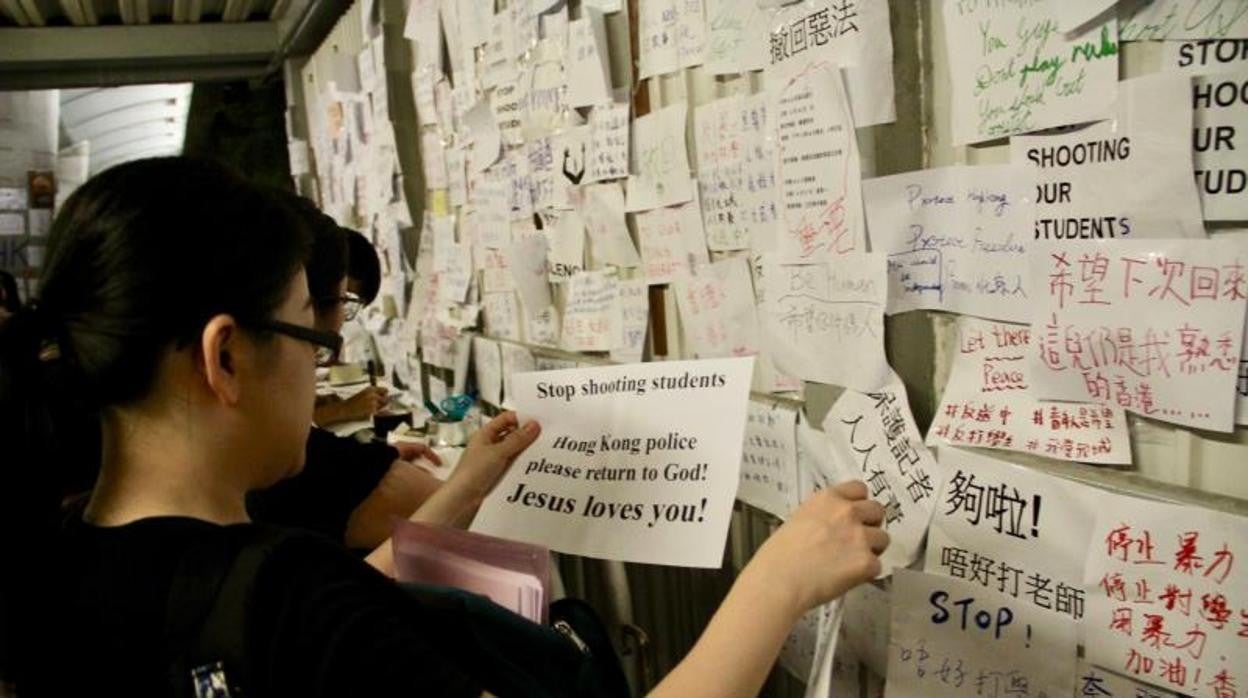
[752,480,890,614]
[449,411,541,499]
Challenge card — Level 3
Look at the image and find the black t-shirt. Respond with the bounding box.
[247,427,397,543]
[35,515,482,696]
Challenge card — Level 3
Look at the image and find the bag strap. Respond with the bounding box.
[165,527,298,697]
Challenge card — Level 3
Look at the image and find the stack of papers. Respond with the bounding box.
[392,520,550,622]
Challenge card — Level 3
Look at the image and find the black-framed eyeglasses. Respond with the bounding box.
[341,292,365,322]
[251,320,342,366]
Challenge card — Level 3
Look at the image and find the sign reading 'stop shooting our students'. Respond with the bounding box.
[1011,73,1206,242]
[1164,40,1248,221]
[471,358,754,568]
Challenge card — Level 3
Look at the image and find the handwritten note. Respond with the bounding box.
[588,102,630,183]
[767,53,864,263]
[1076,661,1184,698]
[1120,0,1248,40]
[470,357,754,567]
[639,0,679,78]
[637,196,709,284]
[547,210,586,282]
[421,130,448,190]
[769,0,896,127]
[567,11,613,108]
[473,336,504,406]
[864,165,1033,322]
[446,145,467,206]
[582,183,641,267]
[926,448,1107,627]
[503,233,553,314]
[562,269,618,352]
[704,0,768,74]
[675,0,706,68]
[928,316,1132,464]
[1027,238,1248,432]
[638,0,706,76]
[527,137,557,210]
[611,278,650,364]
[942,2,1118,146]
[760,253,891,392]
[673,256,759,359]
[694,95,750,251]
[739,94,780,253]
[738,401,799,520]
[482,291,523,341]
[823,378,943,575]
[1083,499,1248,698]
[1058,0,1119,33]
[627,104,695,211]
[526,57,566,136]
[886,569,1078,698]
[1010,73,1206,241]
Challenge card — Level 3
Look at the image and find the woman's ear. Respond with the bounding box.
[200,314,242,406]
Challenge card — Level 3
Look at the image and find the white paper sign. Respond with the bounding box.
[738,401,799,520]
[1076,661,1184,698]
[567,12,614,108]
[403,0,443,71]
[767,56,864,263]
[1028,238,1248,432]
[503,233,553,314]
[768,0,896,128]
[886,569,1078,698]
[471,357,755,568]
[639,0,680,78]
[1010,73,1207,242]
[588,102,631,183]
[562,269,618,351]
[421,130,449,189]
[928,316,1132,465]
[1083,499,1248,698]
[694,95,750,251]
[704,0,769,74]
[1120,1,1248,40]
[675,0,706,68]
[942,2,1118,146]
[1191,69,1248,220]
[864,165,1033,322]
[473,336,504,406]
[926,448,1109,627]
[1164,38,1248,75]
[627,104,695,211]
[548,210,586,282]
[822,379,943,575]
[582,183,642,267]
[466,99,502,172]
[482,290,522,341]
[759,253,890,392]
[612,278,650,364]
[637,196,710,284]
[673,256,760,359]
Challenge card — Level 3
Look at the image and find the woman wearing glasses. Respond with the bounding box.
[249,195,449,552]
[0,157,887,696]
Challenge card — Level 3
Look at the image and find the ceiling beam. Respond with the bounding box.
[0,23,278,88]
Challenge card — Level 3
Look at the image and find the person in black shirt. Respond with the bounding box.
[248,194,444,549]
[0,157,888,696]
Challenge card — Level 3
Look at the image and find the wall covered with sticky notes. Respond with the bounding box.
[288,1,1248,695]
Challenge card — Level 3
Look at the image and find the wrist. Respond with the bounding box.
[735,543,808,624]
